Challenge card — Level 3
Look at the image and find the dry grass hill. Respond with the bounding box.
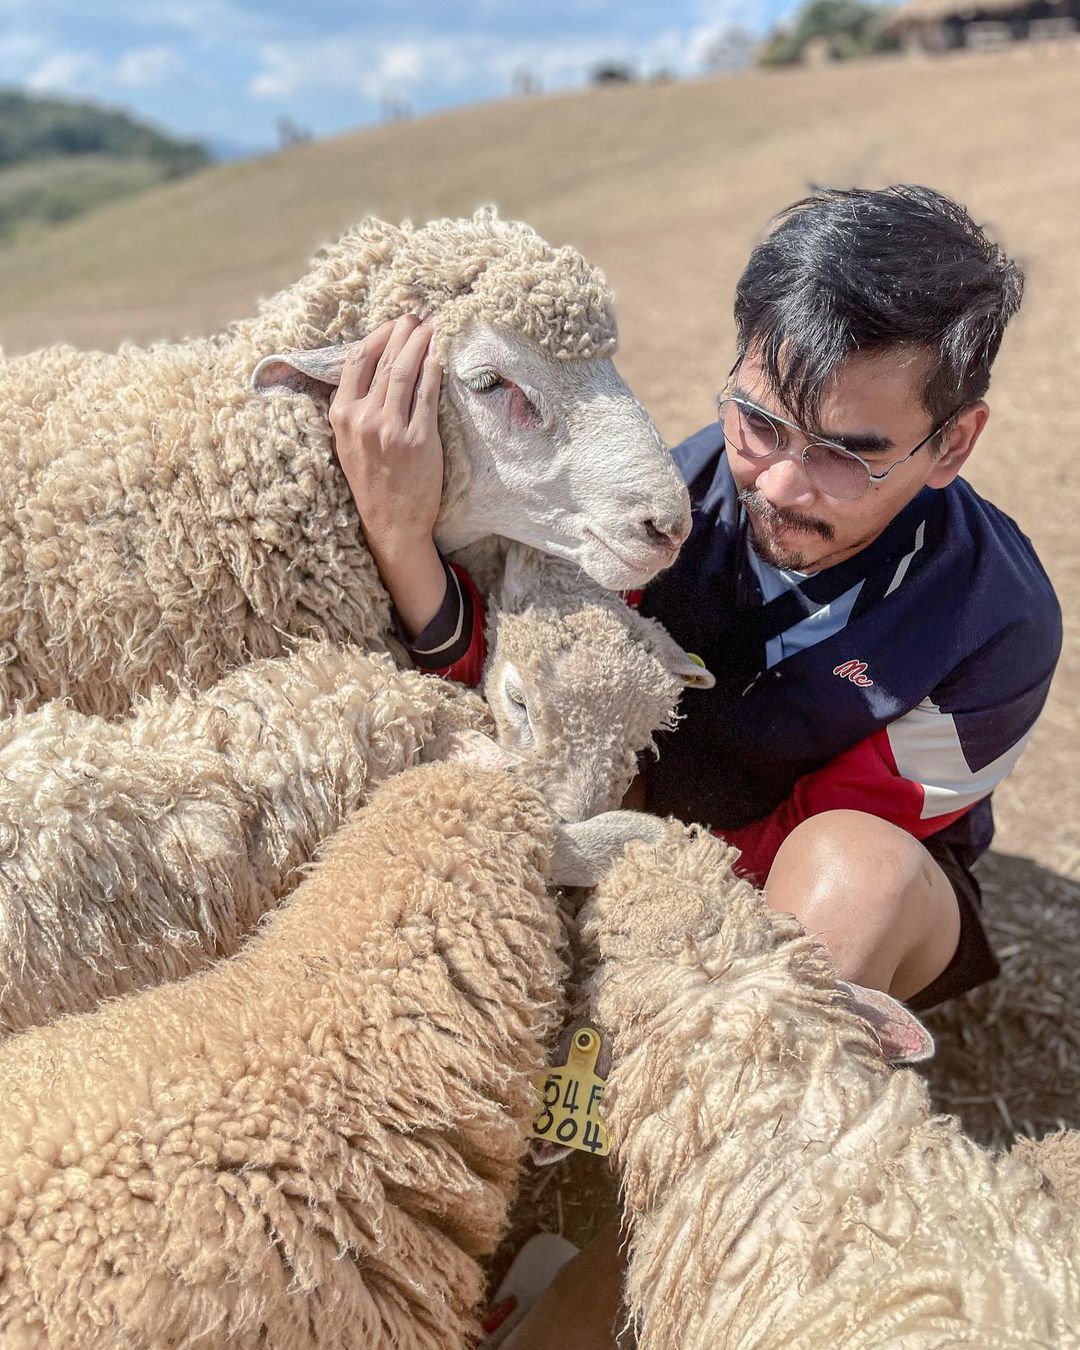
[1,49,1077,1155]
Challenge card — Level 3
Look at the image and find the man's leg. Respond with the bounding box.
[500,1221,624,1350]
[763,808,961,999]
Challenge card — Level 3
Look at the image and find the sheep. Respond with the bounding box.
[0,207,690,720]
[0,543,707,1035]
[581,822,1080,1349]
[0,762,570,1349]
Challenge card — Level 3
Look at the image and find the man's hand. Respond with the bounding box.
[328,314,448,638]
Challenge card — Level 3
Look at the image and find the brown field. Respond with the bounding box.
[1,47,1077,1202]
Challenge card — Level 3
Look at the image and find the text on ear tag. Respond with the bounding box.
[529,1024,610,1157]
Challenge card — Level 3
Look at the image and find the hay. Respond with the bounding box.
[921,849,1080,1148]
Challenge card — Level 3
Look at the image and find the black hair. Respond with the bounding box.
[733,185,1025,430]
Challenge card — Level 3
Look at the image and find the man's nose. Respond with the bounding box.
[756,454,818,508]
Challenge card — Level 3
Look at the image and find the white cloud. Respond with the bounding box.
[250,35,478,101]
[25,49,101,93]
[114,44,182,87]
[249,30,669,104]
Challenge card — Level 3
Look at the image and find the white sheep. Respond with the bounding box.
[0,762,569,1349]
[0,207,689,719]
[0,543,707,1035]
[582,822,1080,1348]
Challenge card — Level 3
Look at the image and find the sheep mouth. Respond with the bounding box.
[583,526,679,579]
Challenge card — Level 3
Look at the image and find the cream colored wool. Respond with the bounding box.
[1013,1130,1080,1209]
[0,642,489,1035]
[0,546,695,1036]
[583,825,1080,1349]
[0,208,617,718]
[0,763,564,1350]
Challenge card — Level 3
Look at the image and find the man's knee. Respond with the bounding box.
[770,809,929,912]
[766,811,959,994]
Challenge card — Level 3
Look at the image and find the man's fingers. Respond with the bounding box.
[333,320,394,406]
[384,319,434,426]
[411,336,443,427]
[369,314,423,407]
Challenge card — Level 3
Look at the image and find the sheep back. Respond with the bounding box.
[0,762,562,1349]
[0,642,489,1035]
[0,339,387,718]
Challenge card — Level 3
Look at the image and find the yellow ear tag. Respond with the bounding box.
[529,1025,610,1157]
[687,652,706,668]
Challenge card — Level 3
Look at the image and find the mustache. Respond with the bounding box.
[739,488,835,542]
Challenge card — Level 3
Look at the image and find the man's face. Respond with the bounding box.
[725,345,986,573]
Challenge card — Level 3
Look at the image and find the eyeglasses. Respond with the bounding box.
[716,389,959,502]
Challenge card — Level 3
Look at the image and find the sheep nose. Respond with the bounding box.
[643,514,689,552]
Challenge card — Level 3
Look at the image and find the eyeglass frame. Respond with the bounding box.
[716,370,963,501]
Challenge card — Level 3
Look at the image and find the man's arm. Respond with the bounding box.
[326,314,488,687]
[393,559,488,686]
[723,658,1055,887]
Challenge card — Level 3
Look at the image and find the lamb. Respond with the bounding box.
[582,823,1080,1348]
[0,762,570,1349]
[0,543,706,1035]
[0,207,690,719]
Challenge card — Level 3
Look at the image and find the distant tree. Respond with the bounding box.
[275,116,311,150]
[700,26,757,73]
[379,95,412,122]
[758,0,899,66]
[511,66,540,95]
[590,61,636,85]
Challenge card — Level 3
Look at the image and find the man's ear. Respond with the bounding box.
[251,344,352,400]
[926,400,988,488]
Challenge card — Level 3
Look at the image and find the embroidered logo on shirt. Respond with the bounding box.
[833,659,874,687]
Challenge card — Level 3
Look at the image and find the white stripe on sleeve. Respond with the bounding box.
[885,695,1034,820]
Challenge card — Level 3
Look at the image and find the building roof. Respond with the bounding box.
[883,0,1048,26]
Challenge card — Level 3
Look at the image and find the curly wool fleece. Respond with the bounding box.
[254,205,618,359]
[0,209,617,719]
[0,763,564,1350]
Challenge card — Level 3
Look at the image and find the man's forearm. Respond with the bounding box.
[367,532,447,640]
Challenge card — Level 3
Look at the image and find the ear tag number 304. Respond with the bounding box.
[529,1024,610,1157]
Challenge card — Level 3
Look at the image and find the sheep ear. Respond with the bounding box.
[251,344,351,399]
[498,543,543,612]
[837,980,935,1065]
[621,608,716,690]
[669,649,715,690]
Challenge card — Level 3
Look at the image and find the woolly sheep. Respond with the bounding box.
[0,544,706,1034]
[0,762,567,1349]
[582,823,1080,1348]
[0,208,690,719]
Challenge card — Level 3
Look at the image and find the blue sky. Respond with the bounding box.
[0,0,811,154]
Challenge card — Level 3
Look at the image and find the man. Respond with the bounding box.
[329,185,1061,1344]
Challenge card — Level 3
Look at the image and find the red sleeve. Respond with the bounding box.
[722,726,972,887]
[427,564,487,687]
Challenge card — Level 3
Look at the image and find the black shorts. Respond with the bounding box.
[906,839,1001,1013]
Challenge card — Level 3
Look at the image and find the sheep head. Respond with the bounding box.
[250,208,691,590]
[481,545,713,825]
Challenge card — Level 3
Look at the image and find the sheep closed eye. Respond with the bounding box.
[463,369,504,393]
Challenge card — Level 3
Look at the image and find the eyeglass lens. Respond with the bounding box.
[720,399,870,501]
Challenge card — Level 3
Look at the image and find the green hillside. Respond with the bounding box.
[0,89,209,242]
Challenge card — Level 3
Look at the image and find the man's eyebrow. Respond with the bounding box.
[729,385,895,456]
[818,429,895,456]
